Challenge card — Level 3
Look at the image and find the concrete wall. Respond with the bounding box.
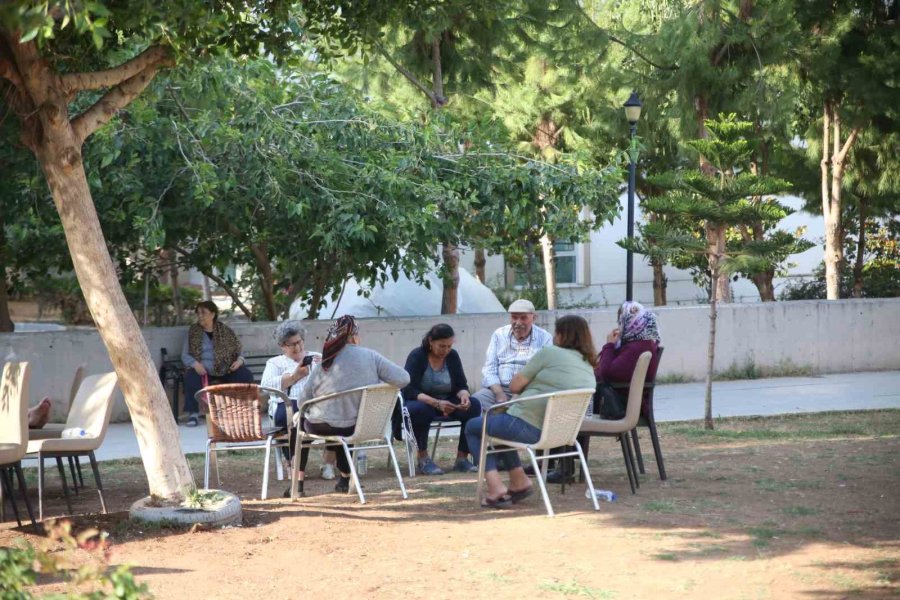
[4,298,899,422]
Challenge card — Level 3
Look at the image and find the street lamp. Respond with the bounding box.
[623,91,642,302]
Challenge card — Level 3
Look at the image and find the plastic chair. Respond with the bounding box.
[0,362,36,527]
[394,393,467,477]
[612,346,666,480]
[579,351,652,494]
[25,371,118,521]
[199,384,293,500]
[290,384,407,504]
[475,387,597,517]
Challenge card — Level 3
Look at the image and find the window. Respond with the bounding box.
[511,241,583,286]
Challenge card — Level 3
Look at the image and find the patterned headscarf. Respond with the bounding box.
[616,301,661,349]
[321,315,359,371]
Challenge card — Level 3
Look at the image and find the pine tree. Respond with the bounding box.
[621,115,804,429]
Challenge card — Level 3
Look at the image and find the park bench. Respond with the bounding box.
[159,347,273,419]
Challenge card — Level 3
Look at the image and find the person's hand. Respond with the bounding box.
[456,391,471,411]
[493,390,509,405]
[606,328,620,344]
[229,358,243,373]
[435,400,455,416]
[193,362,207,376]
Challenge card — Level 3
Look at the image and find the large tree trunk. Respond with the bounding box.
[852,198,867,298]
[751,270,776,301]
[441,243,460,314]
[37,135,193,499]
[540,234,557,310]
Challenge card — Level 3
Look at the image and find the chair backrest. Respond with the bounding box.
[346,384,402,444]
[621,351,653,429]
[532,387,596,450]
[67,363,87,414]
[0,361,30,451]
[204,383,266,443]
[66,371,118,440]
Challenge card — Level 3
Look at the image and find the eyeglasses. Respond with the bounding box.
[283,340,303,348]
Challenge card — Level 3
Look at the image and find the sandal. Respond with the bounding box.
[481,494,512,509]
[508,487,534,504]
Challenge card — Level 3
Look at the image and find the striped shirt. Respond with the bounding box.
[480,324,553,389]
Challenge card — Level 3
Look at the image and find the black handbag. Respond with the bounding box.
[596,383,627,420]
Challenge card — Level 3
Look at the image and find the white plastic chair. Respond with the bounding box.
[475,387,597,517]
[290,384,406,504]
[25,371,118,521]
[0,361,36,527]
[579,351,652,494]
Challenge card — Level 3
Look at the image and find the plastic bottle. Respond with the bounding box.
[356,450,368,475]
[586,488,617,502]
[61,428,88,439]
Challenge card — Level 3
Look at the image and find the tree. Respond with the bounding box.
[622,115,801,429]
[0,1,299,500]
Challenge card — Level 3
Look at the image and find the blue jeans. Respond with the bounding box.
[465,413,542,472]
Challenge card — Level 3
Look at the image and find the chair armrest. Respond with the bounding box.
[484,388,596,417]
[608,381,655,390]
[292,384,390,426]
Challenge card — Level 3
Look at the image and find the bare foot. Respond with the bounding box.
[28,397,52,429]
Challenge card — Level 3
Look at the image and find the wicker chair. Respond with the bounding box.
[475,387,597,517]
[289,383,406,504]
[579,351,652,494]
[0,361,36,527]
[199,384,292,500]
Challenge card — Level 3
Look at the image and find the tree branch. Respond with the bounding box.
[374,42,443,105]
[836,126,862,163]
[573,4,678,71]
[60,46,171,94]
[170,245,254,319]
[70,54,174,144]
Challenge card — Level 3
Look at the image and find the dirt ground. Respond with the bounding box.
[3,410,898,599]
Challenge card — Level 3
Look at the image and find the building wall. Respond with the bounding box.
[460,193,824,307]
[4,298,898,422]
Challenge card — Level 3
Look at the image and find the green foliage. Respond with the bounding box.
[0,519,151,600]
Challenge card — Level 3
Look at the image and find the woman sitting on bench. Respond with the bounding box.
[180,300,254,427]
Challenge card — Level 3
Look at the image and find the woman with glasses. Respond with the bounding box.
[260,320,337,497]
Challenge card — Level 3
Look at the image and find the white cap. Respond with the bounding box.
[507,299,536,313]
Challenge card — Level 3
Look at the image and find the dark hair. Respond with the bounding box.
[554,315,598,366]
[195,300,219,322]
[421,323,455,352]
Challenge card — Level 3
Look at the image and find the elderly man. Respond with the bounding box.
[471,299,553,412]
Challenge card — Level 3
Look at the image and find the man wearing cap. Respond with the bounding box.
[471,299,553,412]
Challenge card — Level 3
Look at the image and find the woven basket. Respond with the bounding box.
[203,384,264,443]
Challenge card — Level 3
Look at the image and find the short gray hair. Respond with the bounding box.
[273,320,306,346]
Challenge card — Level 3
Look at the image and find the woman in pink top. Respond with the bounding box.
[595,301,661,418]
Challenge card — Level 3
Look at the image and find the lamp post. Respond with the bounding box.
[624,91,642,302]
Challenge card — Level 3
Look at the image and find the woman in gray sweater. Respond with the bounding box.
[298,315,410,493]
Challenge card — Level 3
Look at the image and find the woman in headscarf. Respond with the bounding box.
[595,300,662,418]
[297,315,410,493]
[180,300,253,427]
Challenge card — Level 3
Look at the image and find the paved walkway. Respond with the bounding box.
[95,370,900,462]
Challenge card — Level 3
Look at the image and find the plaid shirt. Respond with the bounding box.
[480,324,553,388]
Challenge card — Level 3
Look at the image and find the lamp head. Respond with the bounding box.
[624,91,642,124]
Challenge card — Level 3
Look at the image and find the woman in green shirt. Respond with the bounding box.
[465,315,597,508]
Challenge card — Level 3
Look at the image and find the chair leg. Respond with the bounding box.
[290,431,303,501]
[575,442,600,511]
[0,468,22,527]
[475,420,489,507]
[430,423,442,461]
[0,466,5,522]
[55,457,74,514]
[527,449,554,517]
[275,445,285,482]
[76,456,85,488]
[204,441,213,490]
[262,438,273,500]
[619,435,637,494]
[38,457,45,521]
[67,457,80,493]
[631,429,646,475]
[342,443,365,504]
[648,419,668,481]
[385,436,408,499]
[14,464,37,527]
[87,452,106,514]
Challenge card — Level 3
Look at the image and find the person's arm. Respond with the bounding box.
[180,331,196,368]
[480,330,503,388]
[598,342,641,383]
[401,348,427,403]
[447,350,469,396]
[375,351,412,389]
[510,347,547,394]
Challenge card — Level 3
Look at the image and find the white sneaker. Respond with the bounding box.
[320,463,336,480]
